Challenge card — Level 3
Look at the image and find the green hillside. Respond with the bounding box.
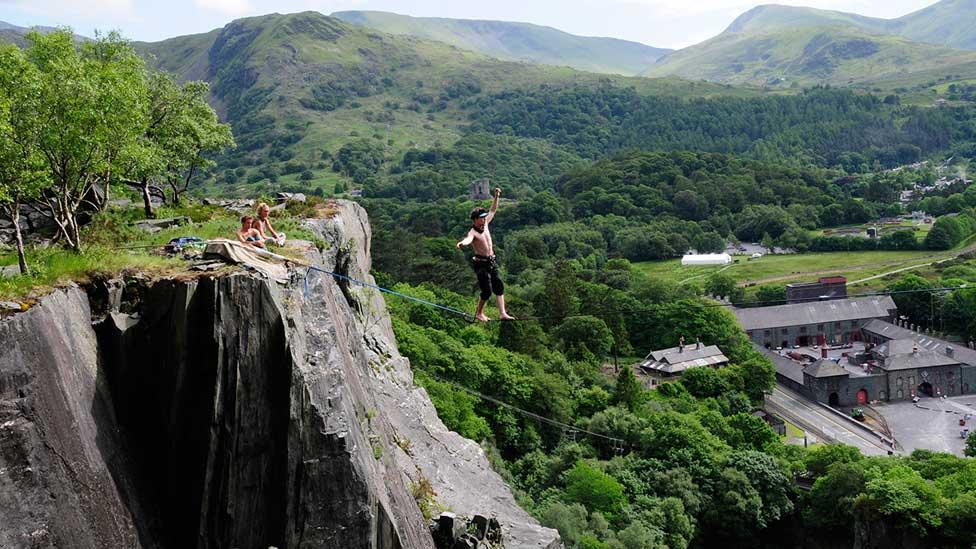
[895,0,976,50]
[132,11,745,197]
[331,10,671,76]
[722,0,976,51]
[644,25,976,88]
[722,4,893,35]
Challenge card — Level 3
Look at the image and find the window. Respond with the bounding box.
[800,326,807,334]
[909,376,915,386]
[817,324,824,332]
[897,389,904,399]
[879,391,886,400]
[781,328,788,335]
[851,321,859,327]
[897,377,903,387]
[764,330,771,336]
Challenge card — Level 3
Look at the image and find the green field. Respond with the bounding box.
[635,250,945,289]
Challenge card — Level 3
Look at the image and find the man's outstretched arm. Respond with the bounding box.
[486,187,501,223]
[457,229,475,249]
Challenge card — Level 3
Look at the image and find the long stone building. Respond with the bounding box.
[734,296,897,349]
[757,316,976,407]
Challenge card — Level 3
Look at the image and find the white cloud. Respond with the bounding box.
[194,0,255,16]
[5,0,136,18]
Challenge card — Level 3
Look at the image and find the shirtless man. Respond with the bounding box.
[237,216,266,248]
[457,188,515,322]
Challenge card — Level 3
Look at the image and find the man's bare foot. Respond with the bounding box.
[499,313,516,321]
[476,313,491,322]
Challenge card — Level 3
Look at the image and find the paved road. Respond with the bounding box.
[766,383,892,456]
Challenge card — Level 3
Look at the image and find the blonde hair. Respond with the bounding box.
[257,202,270,214]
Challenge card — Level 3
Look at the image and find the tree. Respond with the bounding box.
[564,461,627,519]
[680,367,729,399]
[705,273,740,301]
[613,367,643,411]
[0,44,48,274]
[966,432,976,457]
[537,260,579,328]
[754,285,786,306]
[152,77,233,205]
[553,315,613,361]
[25,30,146,249]
[888,274,934,328]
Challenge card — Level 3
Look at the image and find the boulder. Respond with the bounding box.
[133,216,190,233]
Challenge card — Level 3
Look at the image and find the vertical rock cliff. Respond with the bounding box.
[0,200,560,548]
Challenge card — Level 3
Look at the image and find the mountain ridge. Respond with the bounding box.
[331,10,671,76]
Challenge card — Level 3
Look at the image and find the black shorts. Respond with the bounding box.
[472,258,504,300]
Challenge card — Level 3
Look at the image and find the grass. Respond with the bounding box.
[636,250,944,288]
[0,200,330,301]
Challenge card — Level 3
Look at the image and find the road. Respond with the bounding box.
[766,383,892,456]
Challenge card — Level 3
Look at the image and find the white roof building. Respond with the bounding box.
[681,253,732,266]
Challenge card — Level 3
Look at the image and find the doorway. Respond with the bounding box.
[918,382,933,397]
[856,389,868,405]
[828,392,839,406]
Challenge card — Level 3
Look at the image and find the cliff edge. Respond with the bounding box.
[0,200,559,548]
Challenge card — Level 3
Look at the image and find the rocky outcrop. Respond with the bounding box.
[0,288,142,548]
[304,201,561,548]
[0,200,560,548]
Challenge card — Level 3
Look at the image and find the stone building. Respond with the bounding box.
[470,178,491,200]
[785,276,848,304]
[639,339,729,379]
[765,318,976,407]
[734,296,897,349]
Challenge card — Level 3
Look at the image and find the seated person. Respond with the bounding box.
[255,202,285,245]
[237,215,266,248]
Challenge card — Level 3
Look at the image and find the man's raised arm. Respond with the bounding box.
[486,187,501,223]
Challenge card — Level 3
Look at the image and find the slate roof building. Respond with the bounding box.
[639,341,729,378]
[785,276,848,304]
[734,296,897,348]
[761,316,976,407]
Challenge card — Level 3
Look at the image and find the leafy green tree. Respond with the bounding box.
[26,30,147,249]
[553,315,613,361]
[537,260,579,328]
[888,274,935,329]
[705,273,740,301]
[754,284,786,306]
[966,432,976,457]
[612,367,643,411]
[680,367,729,399]
[802,462,866,531]
[853,465,943,533]
[564,461,628,520]
[0,44,48,273]
[804,444,862,476]
[737,357,776,402]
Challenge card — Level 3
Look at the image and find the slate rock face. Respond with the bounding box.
[0,288,143,548]
[0,199,560,548]
[304,201,562,548]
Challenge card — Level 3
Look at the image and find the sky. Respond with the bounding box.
[0,0,942,49]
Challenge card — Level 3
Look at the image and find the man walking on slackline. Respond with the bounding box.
[457,187,515,322]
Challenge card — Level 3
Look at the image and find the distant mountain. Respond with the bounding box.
[130,11,733,195]
[646,0,976,87]
[723,5,891,35]
[644,24,976,87]
[331,10,670,76]
[723,0,976,51]
[0,20,84,47]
